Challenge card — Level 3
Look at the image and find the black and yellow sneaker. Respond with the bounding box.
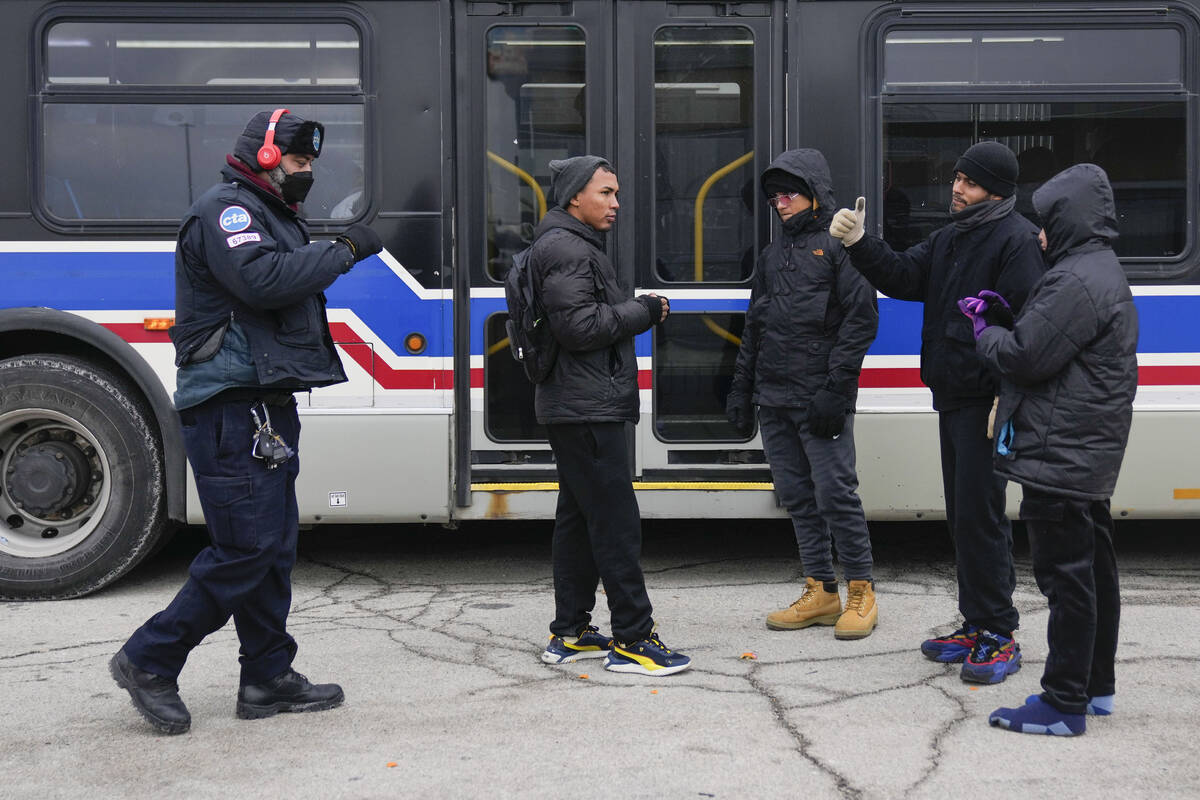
[540,625,613,664]
[603,631,691,676]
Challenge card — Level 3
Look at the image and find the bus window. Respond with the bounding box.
[40,18,365,225]
[484,25,585,281]
[46,20,360,88]
[483,25,584,442]
[41,103,364,222]
[882,101,1186,259]
[652,25,755,284]
[650,25,755,443]
[878,25,1188,269]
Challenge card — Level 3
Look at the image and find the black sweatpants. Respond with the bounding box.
[1020,487,1120,715]
[546,422,654,645]
[938,404,1019,635]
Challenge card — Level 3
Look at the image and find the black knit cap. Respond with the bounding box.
[549,155,613,208]
[954,141,1018,198]
[762,169,812,200]
[232,110,325,171]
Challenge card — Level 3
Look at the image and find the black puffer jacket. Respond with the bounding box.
[731,149,878,408]
[845,198,1044,411]
[978,164,1138,500]
[530,207,654,424]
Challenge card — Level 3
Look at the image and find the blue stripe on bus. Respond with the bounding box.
[1,250,1196,360]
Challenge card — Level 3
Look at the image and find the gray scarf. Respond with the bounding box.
[951,195,1017,232]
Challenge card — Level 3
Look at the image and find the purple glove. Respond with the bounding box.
[957,296,990,340]
[977,290,1014,329]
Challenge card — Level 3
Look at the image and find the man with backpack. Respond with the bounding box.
[527,155,691,676]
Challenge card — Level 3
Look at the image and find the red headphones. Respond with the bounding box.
[256,108,290,170]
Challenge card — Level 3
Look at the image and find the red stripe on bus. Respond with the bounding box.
[99,324,1200,390]
[328,322,453,389]
[102,323,171,343]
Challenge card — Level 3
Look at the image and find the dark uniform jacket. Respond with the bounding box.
[845,199,1044,411]
[978,164,1138,500]
[170,159,352,407]
[731,149,878,409]
[530,207,655,425]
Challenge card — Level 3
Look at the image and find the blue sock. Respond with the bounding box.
[990,696,1085,736]
[1026,693,1114,716]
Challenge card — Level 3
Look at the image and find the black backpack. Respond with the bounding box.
[503,245,560,383]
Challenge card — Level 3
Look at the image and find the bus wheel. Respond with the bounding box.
[0,355,167,599]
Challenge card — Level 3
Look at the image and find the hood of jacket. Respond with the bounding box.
[760,148,837,227]
[1033,163,1119,265]
[533,206,605,250]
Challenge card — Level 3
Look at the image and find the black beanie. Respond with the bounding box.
[549,155,613,208]
[762,169,812,200]
[233,110,325,171]
[954,141,1018,198]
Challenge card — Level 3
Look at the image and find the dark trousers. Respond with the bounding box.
[758,406,873,582]
[123,396,301,684]
[938,405,1019,635]
[1020,488,1120,715]
[546,422,654,645]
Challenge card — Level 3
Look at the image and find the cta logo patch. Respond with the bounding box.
[226,232,262,248]
[219,206,252,233]
[312,128,322,154]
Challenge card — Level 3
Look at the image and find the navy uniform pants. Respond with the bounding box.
[123,395,301,685]
[1020,488,1120,715]
[938,404,1019,636]
[758,406,873,582]
[546,422,654,645]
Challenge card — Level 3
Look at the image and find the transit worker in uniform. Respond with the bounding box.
[961,164,1137,735]
[829,141,1044,684]
[725,149,881,639]
[533,156,691,676]
[109,109,382,734]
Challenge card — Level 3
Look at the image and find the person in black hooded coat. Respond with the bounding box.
[726,149,880,640]
[966,164,1137,736]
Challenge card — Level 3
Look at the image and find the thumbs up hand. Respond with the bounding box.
[830,196,866,246]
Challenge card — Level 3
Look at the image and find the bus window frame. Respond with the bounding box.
[863,6,1200,283]
[30,3,373,235]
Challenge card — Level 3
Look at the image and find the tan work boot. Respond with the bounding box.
[835,580,878,640]
[766,577,842,630]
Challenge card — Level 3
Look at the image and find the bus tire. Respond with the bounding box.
[0,354,167,599]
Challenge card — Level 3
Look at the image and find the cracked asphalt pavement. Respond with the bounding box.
[2,519,1198,799]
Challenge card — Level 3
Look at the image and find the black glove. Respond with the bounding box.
[807,388,848,439]
[977,290,1014,330]
[336,223,383,263]
[636,294,668,325]
[725,390,754,435]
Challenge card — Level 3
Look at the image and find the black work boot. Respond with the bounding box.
[236,669,345,720]
[109,649,191,735]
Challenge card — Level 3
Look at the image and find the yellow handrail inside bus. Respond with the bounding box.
[485,151,549,357]
[693,150,754,346]
[487,151,547,220]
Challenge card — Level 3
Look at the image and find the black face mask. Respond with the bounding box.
[280,170,314,204]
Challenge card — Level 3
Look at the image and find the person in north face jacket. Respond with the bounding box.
[966,164,1137,736]
[531,155,691,677]
[726,148,880,640]
[830,141,1045,685]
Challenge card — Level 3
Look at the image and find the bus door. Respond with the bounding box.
[614,2,780,487]
[454,1,610,505]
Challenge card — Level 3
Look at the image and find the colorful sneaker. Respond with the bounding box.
[990,695,1085,736]
[920,623,979,663]
[540,625,613,664]
[603,632,691,677]
[961,630,1021,684]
